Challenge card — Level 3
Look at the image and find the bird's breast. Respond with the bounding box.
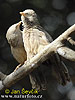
[23,29,39,55]
[11,46,27,64]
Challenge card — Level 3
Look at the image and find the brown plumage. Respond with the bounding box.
[20,9,70,87]
[6,9,70,91]
[6,21,27,66]
[6,21,47,90]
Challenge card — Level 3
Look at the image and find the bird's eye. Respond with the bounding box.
[25,13,29,16]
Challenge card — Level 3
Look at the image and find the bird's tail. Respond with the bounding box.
[29,66,47,91]
[51,54,70,85]
[29,54,70,91]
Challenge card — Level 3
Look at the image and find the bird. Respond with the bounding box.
[20,9,54,91]
[20,9,53,60]
[6,21,46,91]
[6,21,27,71]
[20,9,70,87]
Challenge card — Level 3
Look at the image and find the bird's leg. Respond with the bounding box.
[14,63,23,72]
[14,59,28,72]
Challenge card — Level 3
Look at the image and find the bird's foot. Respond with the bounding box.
[14,63,23,72]
[24,60,30,65]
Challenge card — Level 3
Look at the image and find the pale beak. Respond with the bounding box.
[19,12,26,16]
[16,21,22,28]
[18,21,22,26]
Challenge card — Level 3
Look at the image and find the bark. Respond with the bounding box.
[0,24,75,91]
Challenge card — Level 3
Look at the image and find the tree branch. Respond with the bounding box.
[57,47,75,61]
[0,24,75,91]
[67,37,75,45]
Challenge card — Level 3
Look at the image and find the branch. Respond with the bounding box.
[0,24,75,91]
[67,37,75,45]
[57,47,75,61]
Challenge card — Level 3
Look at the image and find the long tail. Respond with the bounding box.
[50,54,70,85]
[29,65,47,91]
[29,53,70,91]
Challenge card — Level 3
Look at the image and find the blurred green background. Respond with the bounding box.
[0,0,75,100]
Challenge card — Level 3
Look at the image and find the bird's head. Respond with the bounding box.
[6,21,22,46]
[6,21,21,36]
[20,9,39,26]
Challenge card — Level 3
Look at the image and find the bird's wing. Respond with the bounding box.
[32,28,53,46]
[50,54,70,85]
[34,27,70,85]
[42,30,53,43]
